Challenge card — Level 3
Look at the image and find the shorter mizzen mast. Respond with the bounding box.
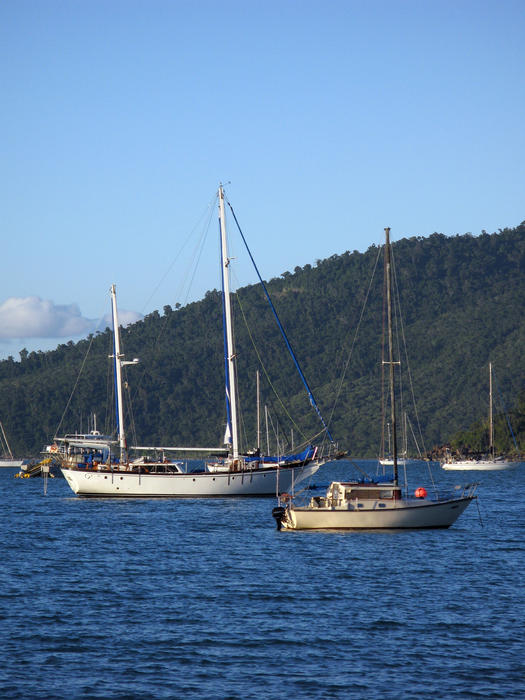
[109,284,139,464]
[219,184,239,460]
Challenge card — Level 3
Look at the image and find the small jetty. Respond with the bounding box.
[14,458,59,479]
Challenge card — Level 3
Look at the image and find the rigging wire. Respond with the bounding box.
[233,277,310,445]
[493,368,520,451]
[53,330,100,439]
[225,193,334,444]
[390,244,436,489]
[390,247,428,452]
[105,332,114,437]
[124,377,139,449]
[325,244,383,435]
[129,198,216,410]
[138,195,217,316]
[406,413,423,457]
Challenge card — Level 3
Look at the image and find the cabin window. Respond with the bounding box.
[350,489,382,499]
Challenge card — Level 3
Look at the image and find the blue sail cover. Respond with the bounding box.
[245,446,316,464]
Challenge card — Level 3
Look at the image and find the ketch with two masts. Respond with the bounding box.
[59,186,339,497]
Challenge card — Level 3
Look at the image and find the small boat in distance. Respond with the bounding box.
[442,363,518,471]
[272,227,478,531]
[379,423,395,466]
[442,456,517,471]
[59,185,340,497]
[0,422,29,468]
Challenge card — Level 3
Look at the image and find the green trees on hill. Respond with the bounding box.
[0,223,524,458]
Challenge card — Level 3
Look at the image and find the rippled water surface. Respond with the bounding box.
[1,460,524,699]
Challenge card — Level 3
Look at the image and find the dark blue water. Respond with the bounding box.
[1,460,524,699]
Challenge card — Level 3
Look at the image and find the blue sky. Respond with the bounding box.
[1,0,524,360]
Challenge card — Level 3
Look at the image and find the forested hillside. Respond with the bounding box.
[1,223,524,458]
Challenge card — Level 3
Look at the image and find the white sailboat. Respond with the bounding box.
[272,227,478,531]
[59,186,338,497]
[379,422,395,466]
[442,363,518,471]
[0,422,28,468]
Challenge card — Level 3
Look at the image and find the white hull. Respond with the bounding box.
[61,461,320,497]
[0,458,26,468]
[441,460,517,471]
[281,496,474,530]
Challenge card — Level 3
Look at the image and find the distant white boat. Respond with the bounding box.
[60,185,340,497]
[441,457,517,471]
[442,363,518,471]
[0,421,28,468]
[0,458,27,468]
[379,421,394,466]
[378,457,395,466]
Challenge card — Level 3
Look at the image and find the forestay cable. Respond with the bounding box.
[225,195,334,443]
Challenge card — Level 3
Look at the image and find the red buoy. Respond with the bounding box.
[415,487,427,498]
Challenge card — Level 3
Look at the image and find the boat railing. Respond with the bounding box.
[315,442,345,462]
[426,483,479,501]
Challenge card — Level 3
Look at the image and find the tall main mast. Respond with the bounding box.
[110,284,127,462]
[219,185,239,459]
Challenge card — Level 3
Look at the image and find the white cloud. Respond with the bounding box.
[0,296,142,340]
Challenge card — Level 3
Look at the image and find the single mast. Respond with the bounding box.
[219,185,239,459]
[384,227,399,484]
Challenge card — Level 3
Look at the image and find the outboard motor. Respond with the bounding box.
[272,506,286,530]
